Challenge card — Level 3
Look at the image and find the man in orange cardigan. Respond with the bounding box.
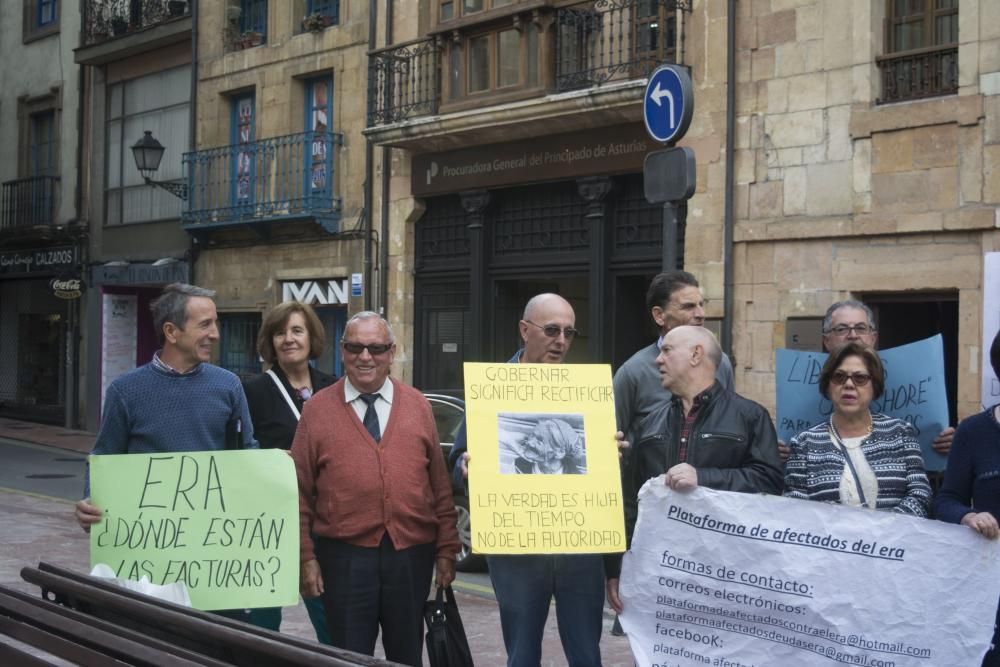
[291,311,459,666]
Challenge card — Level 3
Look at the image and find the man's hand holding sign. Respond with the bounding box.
[605,326,784,616]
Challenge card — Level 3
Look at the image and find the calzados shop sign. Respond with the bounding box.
[0,246,76,277]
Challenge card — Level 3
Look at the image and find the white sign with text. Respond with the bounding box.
[620,484,1000,667]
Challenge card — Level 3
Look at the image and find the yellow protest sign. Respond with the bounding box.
[464,362,625,555]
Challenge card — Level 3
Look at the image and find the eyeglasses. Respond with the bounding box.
[525,320,578,340]
[825,324,875,337]
[341,341,393,356]
[830,371,872,387]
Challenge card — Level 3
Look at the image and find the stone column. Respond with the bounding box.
[577,176,614,362]
[460,190,490,362]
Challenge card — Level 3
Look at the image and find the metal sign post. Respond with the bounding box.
[642,65,696,271]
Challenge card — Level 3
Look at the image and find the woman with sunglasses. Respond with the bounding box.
[784,341,930,515]
[242,301,335,641]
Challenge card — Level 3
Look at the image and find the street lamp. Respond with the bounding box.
[131,130,188,200]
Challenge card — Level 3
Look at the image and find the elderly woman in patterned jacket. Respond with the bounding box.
[784,341,931,516]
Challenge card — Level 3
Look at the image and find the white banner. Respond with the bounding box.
[620,484,1000,667]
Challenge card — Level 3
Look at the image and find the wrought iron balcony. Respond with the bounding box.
[555,0,686,92]
[0,176,60,232]
[366,0,689,127]
[83,0,190,46]
[182,131,343,234]
[877,45,959,104]
[367,38,441,126]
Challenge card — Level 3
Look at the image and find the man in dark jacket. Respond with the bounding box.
[605,325,783,612]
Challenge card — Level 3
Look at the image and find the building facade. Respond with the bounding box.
[731,0,998,422]
[366,0,1000,424]
[367,0,701,388]
[75,0,195,430]
[190,0,370,382]
[0,0,85,426]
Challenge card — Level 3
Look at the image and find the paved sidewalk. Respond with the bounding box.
[0,417,635,665]
[0,417,95,454]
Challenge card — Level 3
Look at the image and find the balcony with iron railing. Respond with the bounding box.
[876,44,959,105]
[77,0,192,65]
[182,131,343,237]
[367,0,689,145]
[0,176,60,234]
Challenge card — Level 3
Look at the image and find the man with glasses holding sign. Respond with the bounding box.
[291,311,459,667]
[451,293,608,667]
[777,300,954,460]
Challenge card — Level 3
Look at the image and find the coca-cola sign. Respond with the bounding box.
[50,276,83,300]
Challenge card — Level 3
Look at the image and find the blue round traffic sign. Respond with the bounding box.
[643,65,694,144]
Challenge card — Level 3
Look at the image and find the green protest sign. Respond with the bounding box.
[89,449,299,610]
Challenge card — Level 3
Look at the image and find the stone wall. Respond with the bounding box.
[732,0,1000,419]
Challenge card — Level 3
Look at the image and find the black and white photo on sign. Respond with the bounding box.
[497,413,587,475]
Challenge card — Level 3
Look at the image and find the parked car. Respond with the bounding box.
[423,392,487,572]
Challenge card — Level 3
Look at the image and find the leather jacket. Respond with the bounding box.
[623,381,783,548]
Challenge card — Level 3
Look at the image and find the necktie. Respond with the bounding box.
[359,393,381,443]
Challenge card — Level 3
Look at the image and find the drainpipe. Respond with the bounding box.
[378,1,393,317]
[363,0,378,310]
[188,0,199,284]
[722,0,736,359]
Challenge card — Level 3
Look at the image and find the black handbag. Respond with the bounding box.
[423,585,474,667]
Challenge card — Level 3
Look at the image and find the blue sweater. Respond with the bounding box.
[934,407,1000,525]
[85,362,257,495]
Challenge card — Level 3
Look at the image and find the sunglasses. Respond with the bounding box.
[525,320,578,340]
[341,342,393,356]
[830,370,872,387]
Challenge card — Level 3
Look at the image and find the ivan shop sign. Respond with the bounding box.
[0,246,76,277]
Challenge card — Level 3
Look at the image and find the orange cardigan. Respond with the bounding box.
[291,377,460,562]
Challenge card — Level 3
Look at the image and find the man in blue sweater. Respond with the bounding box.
[74,283,257,530]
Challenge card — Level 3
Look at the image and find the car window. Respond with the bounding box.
[429,399,464,445]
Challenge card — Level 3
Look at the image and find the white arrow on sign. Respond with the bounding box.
[650,82,676,129]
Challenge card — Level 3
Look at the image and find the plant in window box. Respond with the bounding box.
[302,12,329,33]
[240,30,264,47]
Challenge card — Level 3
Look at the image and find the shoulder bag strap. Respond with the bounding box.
[266,369,301,421]
[829,423,868,507]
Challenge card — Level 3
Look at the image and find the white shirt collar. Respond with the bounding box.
[344,376,394,405]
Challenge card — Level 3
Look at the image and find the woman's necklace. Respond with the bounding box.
[829,412,873,448]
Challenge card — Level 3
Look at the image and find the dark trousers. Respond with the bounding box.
[487,553,605,667]
[316,534,435,667]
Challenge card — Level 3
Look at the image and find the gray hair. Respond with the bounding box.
[150,283,216,345]
[822,300,876,334]
[343,310,395,344]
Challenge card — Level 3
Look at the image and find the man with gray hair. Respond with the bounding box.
[606,326,783,613]
[291,311,458,666]
[775,299,953,459]
[75,283,257,530]
[74,284,257,620]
